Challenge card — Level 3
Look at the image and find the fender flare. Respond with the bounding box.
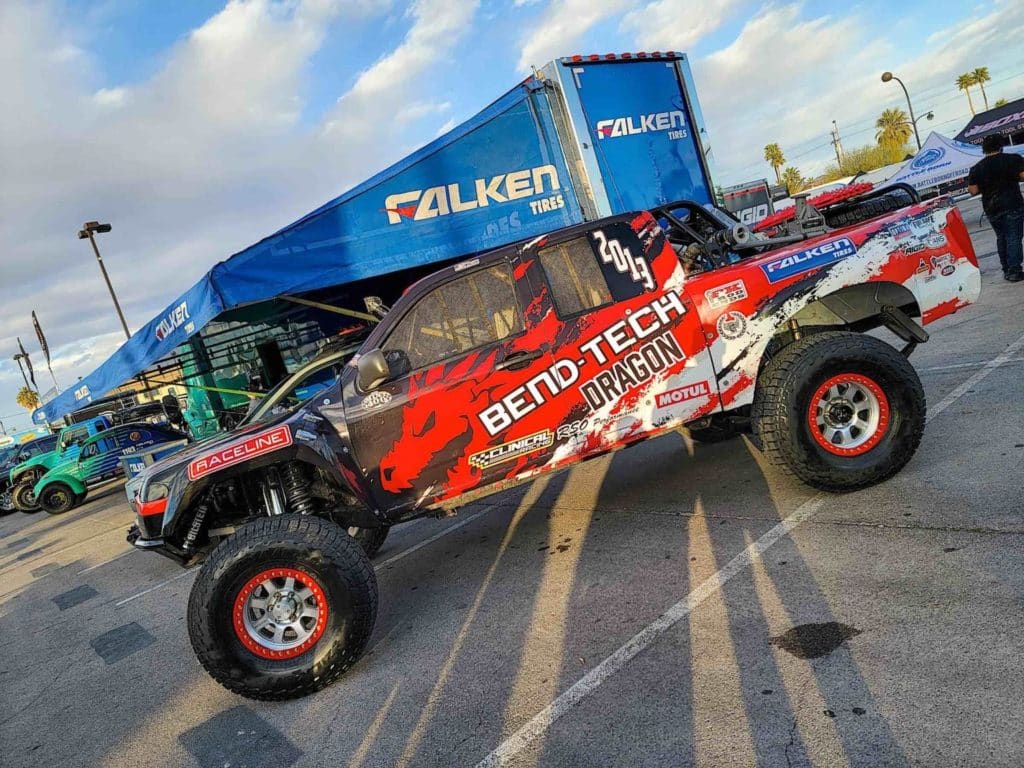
[34,473,87,498]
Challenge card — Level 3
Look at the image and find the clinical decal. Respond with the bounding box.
[655,380,711,409]
[469,430,554,470]
[716,311,748,341]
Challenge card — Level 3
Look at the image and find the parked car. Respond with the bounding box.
[33,422,188,515]
[9,417,115,512]
[127,189,979,699]
[0,434,58,512]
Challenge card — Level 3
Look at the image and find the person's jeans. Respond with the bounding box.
[989,208,1024,275]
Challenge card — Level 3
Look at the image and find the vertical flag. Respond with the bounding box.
[32,311,50,365]
[17,337,36,388]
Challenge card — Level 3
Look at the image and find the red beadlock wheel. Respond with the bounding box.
[807,373,891,457]
[232,567,329,660]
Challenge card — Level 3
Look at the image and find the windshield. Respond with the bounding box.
[239,354,346,426]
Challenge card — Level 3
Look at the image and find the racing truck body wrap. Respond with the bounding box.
[129,194,978,554]
[124,190,978,700]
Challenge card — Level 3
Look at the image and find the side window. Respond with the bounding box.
[538,222,655,318]
[383,263,524,377]
[80,442,99,459]
[61,428,88,450]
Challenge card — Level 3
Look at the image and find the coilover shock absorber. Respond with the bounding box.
[281,462,315,515]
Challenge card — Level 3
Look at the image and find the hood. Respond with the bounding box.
[10,451,59,480]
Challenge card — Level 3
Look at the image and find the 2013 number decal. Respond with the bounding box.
[592,230,655,291]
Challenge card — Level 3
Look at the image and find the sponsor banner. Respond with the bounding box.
[761,237,857,283]
[721,179,773,225]
[469,430,553,469]
[187,425,293,480]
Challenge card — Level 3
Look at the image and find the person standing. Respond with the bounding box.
[968,134,1024,282]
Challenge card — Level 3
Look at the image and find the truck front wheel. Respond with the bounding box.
[187,514,377,701]
[752,331,925,492]
[13,482,41,513]
[39,482,78,515]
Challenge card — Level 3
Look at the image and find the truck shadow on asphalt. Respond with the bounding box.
[1,432,912,768]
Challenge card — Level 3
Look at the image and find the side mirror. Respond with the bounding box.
[356,349,390,392]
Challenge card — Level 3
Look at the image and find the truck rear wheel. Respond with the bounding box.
[39,482,78,515]
[187,514,377,701]
[13,482,41,513]
[752,331,925,492]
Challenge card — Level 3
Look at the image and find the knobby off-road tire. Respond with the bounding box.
[347,525,389,558]
[751,331,925,492]
[39,482,77,515]
[187,514,378,701]
[13,482,41,513]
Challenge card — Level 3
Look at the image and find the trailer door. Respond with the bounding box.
[561,59,713,212]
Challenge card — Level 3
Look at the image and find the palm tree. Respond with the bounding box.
[875,108,913,148]
[995,97,1008,108]
[781,166,804,195]
[764,143,785,184]
[956,73,976,115]
[16,386,40,413]
[971,67,991,110]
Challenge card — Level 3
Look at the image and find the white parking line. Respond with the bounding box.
[921,356,1024,373]
[476,331,1024,768]
[77,548,135,575]
[115,506,494,607]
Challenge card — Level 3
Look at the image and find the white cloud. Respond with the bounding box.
[517,0,633,72]
[0,0,478,429]
[622,0,746,51]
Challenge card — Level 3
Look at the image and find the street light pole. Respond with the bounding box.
[881,71,922,150]
[78,222,130,341]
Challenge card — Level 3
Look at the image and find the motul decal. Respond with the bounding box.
[704,279,748,308]
[187,426,292,480]
[478,290,687,436]
[469,430,553,469]
[655,381,711,408]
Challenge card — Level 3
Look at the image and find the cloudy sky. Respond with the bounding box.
[1,0,1022,433]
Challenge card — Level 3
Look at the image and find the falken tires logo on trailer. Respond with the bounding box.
[595,111,688,140]
[383,165,563,224]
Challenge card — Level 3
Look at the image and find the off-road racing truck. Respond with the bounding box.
[126,186,980,700]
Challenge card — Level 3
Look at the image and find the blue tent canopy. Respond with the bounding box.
[36,77,583,424]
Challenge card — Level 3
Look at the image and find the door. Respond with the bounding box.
[525,212,719,456]
[345,259,557,512]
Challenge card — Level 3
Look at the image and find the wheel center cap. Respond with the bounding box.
[825,399,855,427]
[268,592,298,623]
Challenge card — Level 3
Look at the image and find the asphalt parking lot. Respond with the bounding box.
[2,197,1022,768]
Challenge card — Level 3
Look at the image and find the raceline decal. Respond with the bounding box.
[187,425,292,480]
[469,430,554,469]
[761,237,857,283]
[384,165,561,224]
[717,311,748,341]
[155,300,193,341]
[478,291,688,436]
[704,279,748,309]
[655,380,711,409]
[596,111,687,140]
[593,230,655,290]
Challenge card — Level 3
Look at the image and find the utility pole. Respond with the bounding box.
[830,120,846,168]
